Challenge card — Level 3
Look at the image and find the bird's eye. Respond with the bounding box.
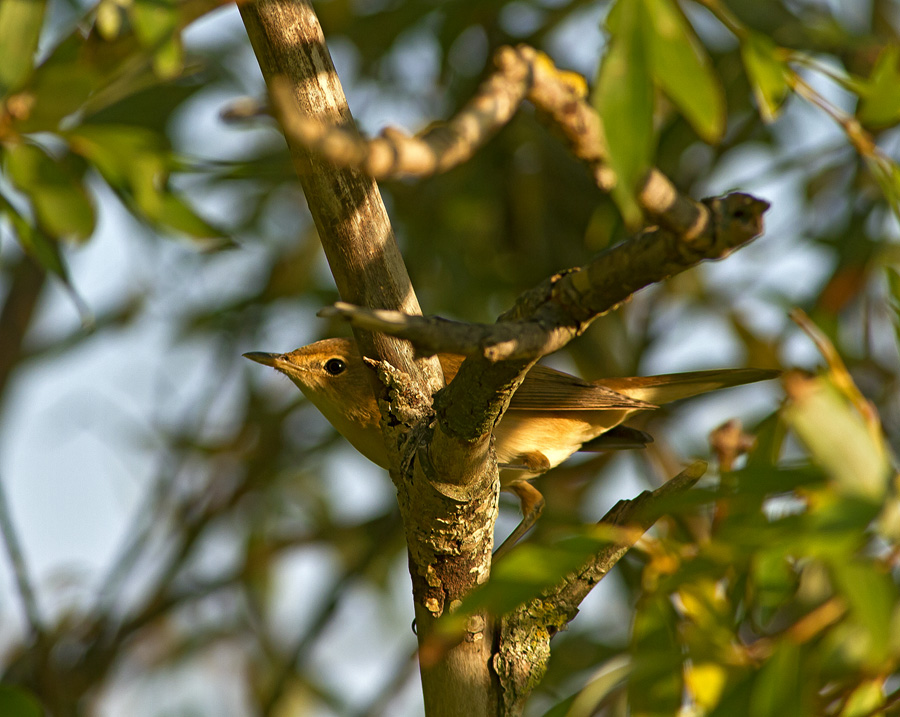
[324,358,346,376]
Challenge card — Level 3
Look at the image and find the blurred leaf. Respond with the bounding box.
[595,0,655,228]
[131,0,179,47]
[555,656,630,717]
[2,199,71,283]
[749,641,806,716]
[887,266,900,351]
[840,679,886,717]
[151,35,184,79]
[157,193,226,241]
[11,31,104,133]
[782,375,890,502]
[67,123,220,239]
[5,142,96,242]
[455,529,620,619]
[830,562,898,665]
[644,0,725,143]
[628,594,683,715]
[0,0,46,95]
[740,33,789,122]
[751,549,797,625]
[95,0,125,41]
[858,45,900,129]
[131,0,183,79]
[865,155,900,221]
[685,662,728,713]
[0,685,43,717]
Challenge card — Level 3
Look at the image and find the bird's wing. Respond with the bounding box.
[508,364,656,411]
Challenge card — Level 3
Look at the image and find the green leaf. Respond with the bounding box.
[0,0,47,95]
[157,193,225,241]
[131,0,183,79]
[0,190,72,283]
[781,376,890,502]
[68,124,223,240]
[0,685,43,717]
[749,641,806,717]
[594,0,655,228]
[151,35,184,80]
[865,155,900,222]
[131,0,179,47]
[840,680,886,717]
[830,561,898,665]
[644,0,725,143]
[629,594,683,715]
[740,33,789,122]
[752,549,797,626]
[5,143,96,242]
[17,32,101,133]
[858,45,900,129]
[887,267,900,350]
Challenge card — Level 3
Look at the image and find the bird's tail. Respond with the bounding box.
[597,368,780,405]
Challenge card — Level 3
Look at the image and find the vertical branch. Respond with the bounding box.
[239,3,499,714]
[238,0,439,386]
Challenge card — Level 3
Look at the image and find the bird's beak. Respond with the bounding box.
[243,351,281,367]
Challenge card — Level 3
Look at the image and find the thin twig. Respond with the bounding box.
[0,474,43,638]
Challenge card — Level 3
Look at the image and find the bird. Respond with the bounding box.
[245,338,778,555]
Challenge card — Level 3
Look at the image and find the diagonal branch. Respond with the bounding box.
[324,191,768,444]
[0,474,43,639]
[496,461,707,714]
[274,44,720,240]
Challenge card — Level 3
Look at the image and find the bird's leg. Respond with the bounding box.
[493,479,545,561]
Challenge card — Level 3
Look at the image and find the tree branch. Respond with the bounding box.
[0,474,43,639]
[496,461,707,714]
[323,191,768,445]
[273,43,727,239]
[240,3,500,714]
[321,187,766,361]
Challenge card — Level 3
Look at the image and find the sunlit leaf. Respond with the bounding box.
[840,679,886,717]
[0,0,46,95]
[5,142,96,242]
[594,0,654,228]
[781,374,889,501]
[95,0,125,41]
[151,36,184,79]
[559,656,631,717]
[686,662,728,712]
[644,0,725,143]
[740,33,789,122]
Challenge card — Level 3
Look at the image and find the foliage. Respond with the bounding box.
[0,0,899,715]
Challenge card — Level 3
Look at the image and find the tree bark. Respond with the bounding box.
[239,2,499,714]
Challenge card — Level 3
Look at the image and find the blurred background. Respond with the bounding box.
[1,0,899,715]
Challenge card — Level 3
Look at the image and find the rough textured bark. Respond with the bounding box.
[239,2,499,714]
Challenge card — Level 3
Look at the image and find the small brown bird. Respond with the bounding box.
[245,338,777,554]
